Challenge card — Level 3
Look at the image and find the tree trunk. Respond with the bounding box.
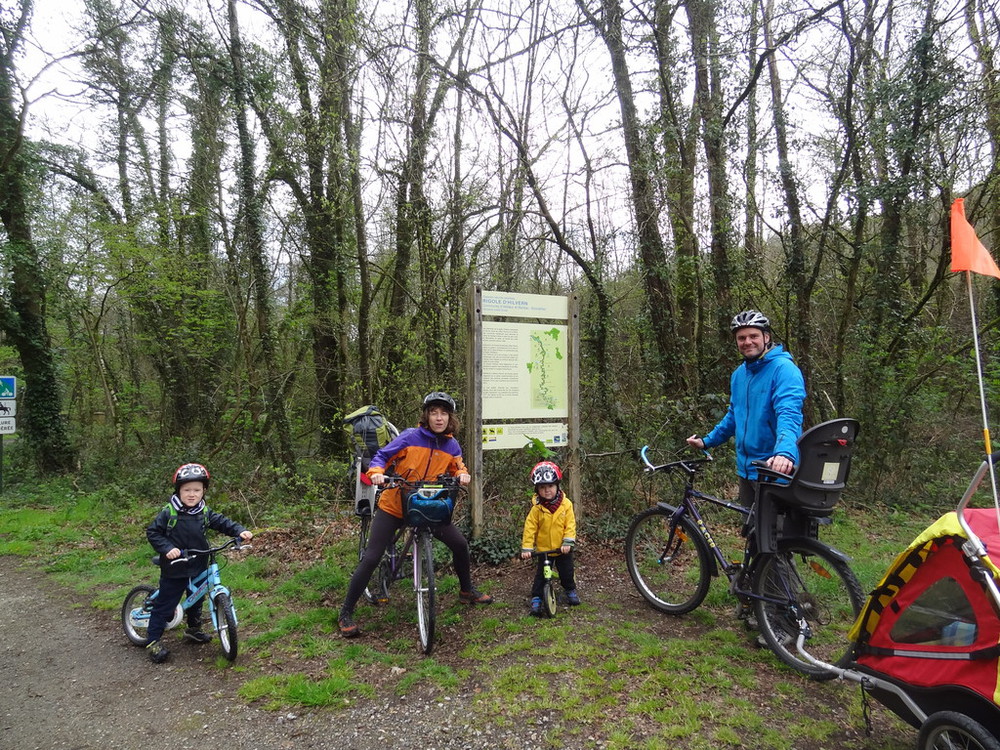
[763,0,811,392]
[0,5,75,473]
[579,0,680,394]
[228,0,297,473]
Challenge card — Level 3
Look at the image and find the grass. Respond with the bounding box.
[0,476,933,747]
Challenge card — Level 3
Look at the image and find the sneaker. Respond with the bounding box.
[530,597,542,615]
[459,589,494,605]
[338,612,361,638]
[184,628,213,644]
[146,639,170,664]
[566,589,581,606]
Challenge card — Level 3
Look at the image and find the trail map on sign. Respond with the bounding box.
[482,322,568,419]
[527,328,565,411]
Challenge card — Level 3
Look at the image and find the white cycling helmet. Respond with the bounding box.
[730,310,770,334]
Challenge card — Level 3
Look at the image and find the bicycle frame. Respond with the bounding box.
[381,525,419,587]
[139,549,234,631]
[641,445,808,609]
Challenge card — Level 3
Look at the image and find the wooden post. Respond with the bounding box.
[467,284,484,538]
[567,294,582,520]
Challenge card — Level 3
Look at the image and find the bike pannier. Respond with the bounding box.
[404,486,456,527]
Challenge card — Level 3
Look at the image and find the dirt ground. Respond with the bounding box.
[0,546,915,750]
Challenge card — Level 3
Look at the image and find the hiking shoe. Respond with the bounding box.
[146,640,170,664]
[566,589,581,606]
[459,589,494,605]
[184,628,213,644]
[530,597,542,616]
[338,612,361,638]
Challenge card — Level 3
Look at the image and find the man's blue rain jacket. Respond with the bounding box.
[701,344,806,480]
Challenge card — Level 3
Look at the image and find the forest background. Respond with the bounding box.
[1,0,999,535]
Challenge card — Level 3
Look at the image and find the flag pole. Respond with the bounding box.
[964,269,1000,513]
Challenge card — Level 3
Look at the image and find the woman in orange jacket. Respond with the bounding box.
[338,392,493,637]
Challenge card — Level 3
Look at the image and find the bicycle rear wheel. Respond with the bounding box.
[121,585,156,645]
[752,537,863,679]
[212,592,239,662]
[359,514,387,604]
[358,513,371,563]
[625,506,712,614]
[414,530,436,654]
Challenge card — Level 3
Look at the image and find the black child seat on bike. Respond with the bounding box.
[758,418,860,516]
[753,418,860,554]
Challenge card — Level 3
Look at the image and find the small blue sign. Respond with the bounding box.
[0,376,14,399]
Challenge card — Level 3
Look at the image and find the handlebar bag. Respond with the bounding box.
[404,486,456,527]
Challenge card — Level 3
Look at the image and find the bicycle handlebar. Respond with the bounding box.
[380,474,465,490]
[171,537,250,564]
[529,549,563,558]
[640,445,713,475]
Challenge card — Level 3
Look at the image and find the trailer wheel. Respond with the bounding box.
[917,711,1000,750]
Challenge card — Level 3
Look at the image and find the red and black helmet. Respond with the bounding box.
[530,461,562,486]
[173,463,210,493]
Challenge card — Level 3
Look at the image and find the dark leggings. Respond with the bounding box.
[341,509,473,615]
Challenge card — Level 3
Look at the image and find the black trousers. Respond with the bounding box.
[147,575,205,642]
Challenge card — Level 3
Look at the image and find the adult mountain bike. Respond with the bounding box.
[625,446,864,679]
[359,475,463,655]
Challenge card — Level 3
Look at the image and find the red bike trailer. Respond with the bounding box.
[796,457,1000,749]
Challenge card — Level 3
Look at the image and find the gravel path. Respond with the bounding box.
[0,555,554,750]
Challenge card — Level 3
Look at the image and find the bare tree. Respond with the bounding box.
[0,0,75,472]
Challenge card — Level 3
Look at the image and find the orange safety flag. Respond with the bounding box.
[951,198,1000,279]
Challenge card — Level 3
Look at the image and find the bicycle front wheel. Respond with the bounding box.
[541,580,557,618]
[212,592,239,662]
[752,537,863,679]
[414,530,436,655]
[121,585,156,646]
[625,506,711,614]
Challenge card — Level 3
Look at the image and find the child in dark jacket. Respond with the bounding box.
[520,460,580,614]
[144,463,252,663]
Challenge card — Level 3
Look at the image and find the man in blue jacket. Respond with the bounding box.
[686,310,806,509]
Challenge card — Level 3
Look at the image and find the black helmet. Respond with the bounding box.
[730,310,770,334]
[422,391,456,412]
[173,463,210,493]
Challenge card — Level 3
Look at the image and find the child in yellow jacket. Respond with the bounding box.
[520,460,580,614]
